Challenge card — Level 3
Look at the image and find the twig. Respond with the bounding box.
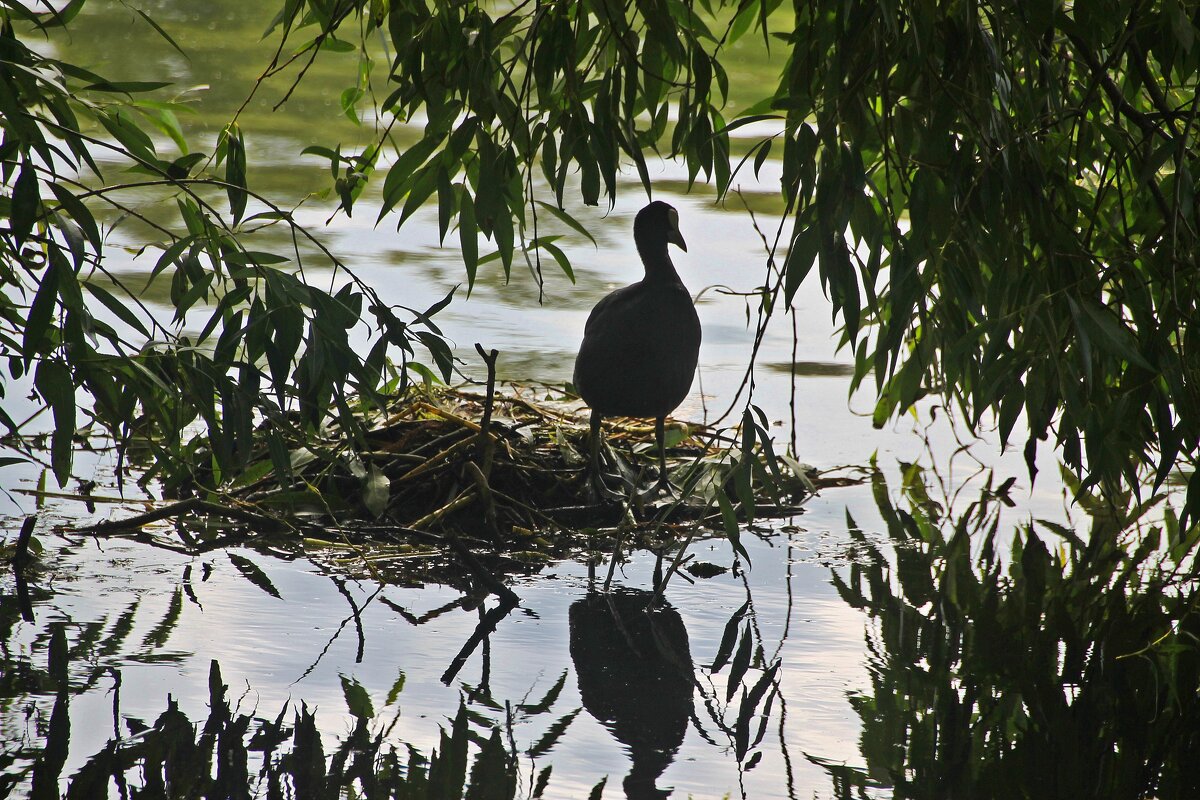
[416,402,482,432]
[14,488,154,506]
[474,344,500,436]
[69,497,291,535]
[391,437,475,485]
[407,491,476,530]
[474,343,500,476]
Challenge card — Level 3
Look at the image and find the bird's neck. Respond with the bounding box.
[638,242,680,283]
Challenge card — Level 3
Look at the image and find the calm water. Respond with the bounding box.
[1,3,1081,797]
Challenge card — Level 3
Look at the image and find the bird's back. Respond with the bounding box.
[573,279,701,419]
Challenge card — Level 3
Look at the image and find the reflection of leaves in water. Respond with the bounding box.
[16,656,560,798]
[526,708,582,759]
[517,669,568,715]
[384,669,406,706]
[227,552,283,599]
[141,587,183,649]
[710,598,750,672]
[696,576,784,784]
[828,468,1200,798]
[340,674,375,720]
[97,600,140,659]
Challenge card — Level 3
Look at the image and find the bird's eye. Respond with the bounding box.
[668,207,679,231]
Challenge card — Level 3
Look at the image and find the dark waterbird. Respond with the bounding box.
[573,201,701,498]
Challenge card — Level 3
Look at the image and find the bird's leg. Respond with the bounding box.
[588,409,602,478]
[656,416,668,486]
[585,409,602,502]
[586,410,624,503]
[640,416,680,499]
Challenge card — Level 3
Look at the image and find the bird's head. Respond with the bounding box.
[635,201,687,253]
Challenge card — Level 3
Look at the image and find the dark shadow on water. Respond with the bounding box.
[569,588,695,799]
[761,359,856,377]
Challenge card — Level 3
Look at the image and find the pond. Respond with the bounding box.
[3,2,1162,798]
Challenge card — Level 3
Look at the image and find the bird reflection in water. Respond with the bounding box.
[569,589,695,799]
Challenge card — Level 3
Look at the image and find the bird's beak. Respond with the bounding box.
[668,228,688,252]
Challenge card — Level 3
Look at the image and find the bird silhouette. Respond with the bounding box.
[569,589,695,798]
[573,201,701,499]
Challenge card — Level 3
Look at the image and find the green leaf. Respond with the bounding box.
[535,201,597,246]
[385,669,406,706]
[34,359,75,487]
[466,728,515,799]
[83,283,151,339]
[141,588,183,648]
[735,661,778,759]
[533,766,553,798]
[84,80,171,93]
[1072,297,1154,371]
[379,137,440,220]
[716,486,750,564]
[716,113,784,136]
[710,599,750,672]
[97,107,160,165]
[459,186,479,291]
[135,8,190,60]
[534,237,574,283]
[12,159,40,245]
[24,258,60,359]
[783,220,818,305]
[437,166,455,244]
[167,151,206,179]
[517,671,568,715]
[320,37,356,53]
[340,86,363,123]
[48,183,102,252]
[223,124,248,224]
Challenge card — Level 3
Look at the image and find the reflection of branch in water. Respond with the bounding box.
[292,580,384,684]
[440,598,519,685]
[481,604,500,696]
[377,594,467,625]
[13,564,36,623]
[331,576,372,663]
[773,533,799,800]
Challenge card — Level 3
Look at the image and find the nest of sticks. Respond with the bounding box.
[68,371,850,599]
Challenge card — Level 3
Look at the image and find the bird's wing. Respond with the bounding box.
[580,282,642,336]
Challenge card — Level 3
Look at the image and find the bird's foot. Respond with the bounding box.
[637,474,683,503]
[586,471,628,504]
